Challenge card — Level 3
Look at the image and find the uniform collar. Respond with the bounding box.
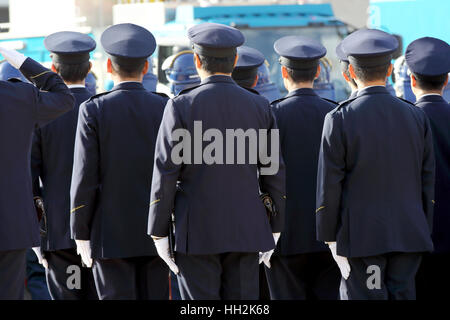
[112,81,145,91]
[200,75,235,86]
[286,87,317,98]
[416,93,446,104]
[356,85,389,97]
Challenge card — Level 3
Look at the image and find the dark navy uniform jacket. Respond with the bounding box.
[70,82,167,259]
[0,58,74,251]
[31,87,92,251]
[148,75,286,255]
[416,94,450,253]
[271,88,336,255]
[316,86,435,258]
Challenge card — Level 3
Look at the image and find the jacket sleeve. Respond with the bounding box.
[258,106,286,233]
[70,101,99,240]
[421,115,435,232]
[30,128,43,198]
[316,111,346,242]
[147,99,183,237]
[19,57,74,127]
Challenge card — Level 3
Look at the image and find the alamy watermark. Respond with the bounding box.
[366,265,381,290]
[170,121,280,175]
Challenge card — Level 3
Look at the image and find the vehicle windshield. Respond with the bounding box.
[241,25,349,101]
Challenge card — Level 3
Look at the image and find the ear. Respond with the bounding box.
[281,66,289,80]
[233,54,239,68]
[51,64,57,73]
[410,73,417,88]
[88,61,92,73]
[342,71,351,82]
[142,60,149,75]
[251,74,259,88]
[444,74,449,87]
[194,53,202,69]
[386,63,393,77]
[315,64,321,80]
[348,64,357,80]
[107,58,113,74]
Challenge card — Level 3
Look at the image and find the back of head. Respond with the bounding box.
[44,31,96,83]
[232,46,265,89]
[405,37,450,92]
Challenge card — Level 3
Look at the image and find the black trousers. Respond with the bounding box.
[416,252,450,300]
[265,252,340,300]
[176,252,259,300]
[342,252,422,300]
[45,248,98,300]
[92,255,169,300]
[0,249,27,300]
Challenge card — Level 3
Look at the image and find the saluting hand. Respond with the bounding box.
[327,242,351,280]
[0,45,27,69]
[75,240,93,268]
[259,233,281,268]
[153,236,179,275]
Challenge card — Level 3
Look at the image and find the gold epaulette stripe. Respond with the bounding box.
[315,206,325,213]
[432,200,435,204]
[282,196,287,199]
[70,205,85,213]
[29,70,51,79]
[150,199,161,206]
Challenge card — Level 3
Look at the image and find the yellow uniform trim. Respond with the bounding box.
[432,200,435,204]
[150,199,160,206]
[70,205,85,213]
[315,206,325,213]
[29,70,51,79]
[282,196,287,200]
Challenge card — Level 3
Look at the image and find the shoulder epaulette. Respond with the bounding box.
[6,77,23,83]
[151,91,169,98]
[85,90,111,102]
[270,96,288,105]
[243,87,260,95]
[398,97,416,106]
[176,84,202,96]
[321,97,339,105]
[335,97,357,110]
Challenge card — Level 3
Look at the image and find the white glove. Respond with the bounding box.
[0,46,27,69]
[153,236,179,275]
[259,232,281,268]
[75,240,92,268]
[32,247,48,269]
[327,242,351,280]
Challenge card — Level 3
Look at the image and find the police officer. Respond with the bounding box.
[70,23,169,300]
[232,46,265,90]
[148,22,286,300]
[404,37,450,300]
[0,45,74,300]
[0,61,51,301]
[162,50,200,96]
[316,29,434,300]
[254,61,281,103]
[265,36,340,300]
[30,31,98,300]
[336,41,358,99]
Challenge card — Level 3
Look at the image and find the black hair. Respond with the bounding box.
[232,68,258,89]
[198,54,236,74]
[110,56,147,78]
[412,72,448,91]
[352,63,391,82]
[53,61,90,83]
[285,66,317,83]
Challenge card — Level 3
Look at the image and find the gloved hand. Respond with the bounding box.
[32,247,48,269]
[75,239,92,268]
[259,232,281,268]
[0,45,27,69]
[327,242,351,280]
[153,236,179,275]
